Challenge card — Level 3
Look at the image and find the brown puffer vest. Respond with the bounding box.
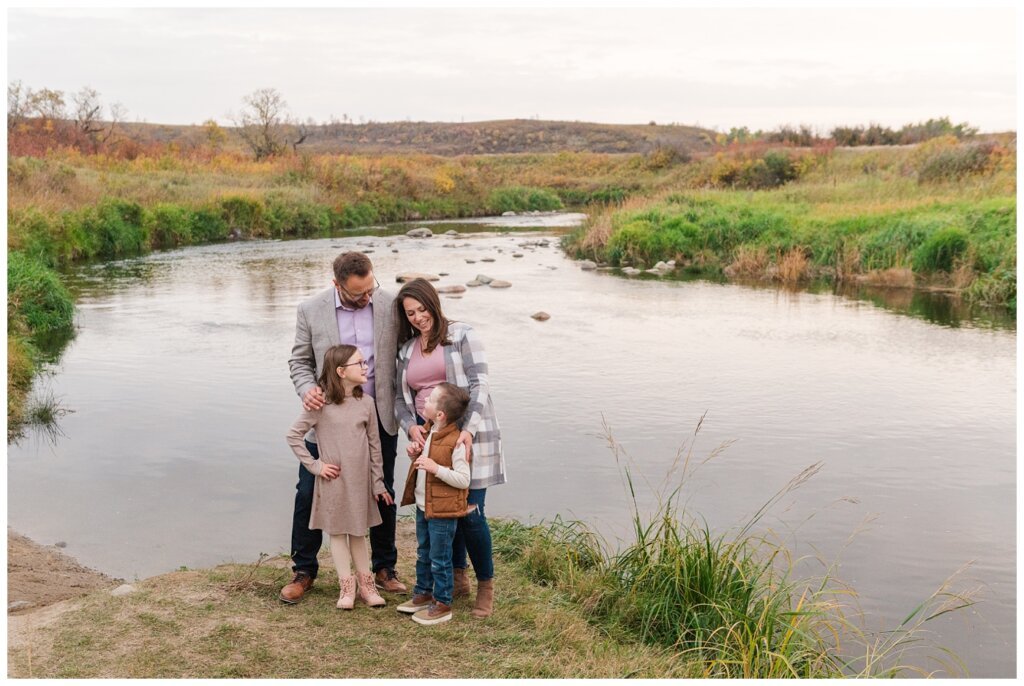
[400,421,468,519]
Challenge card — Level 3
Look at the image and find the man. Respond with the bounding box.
[281,251,407,603]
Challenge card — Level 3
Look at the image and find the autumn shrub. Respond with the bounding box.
[917,142,996,183]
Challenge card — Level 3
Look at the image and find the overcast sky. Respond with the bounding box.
[6,7,1017,133]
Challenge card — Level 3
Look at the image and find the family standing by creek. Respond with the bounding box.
[284,251,506,626]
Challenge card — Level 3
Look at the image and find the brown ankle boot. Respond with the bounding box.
[471,578,494,618]
[453,567,471,599]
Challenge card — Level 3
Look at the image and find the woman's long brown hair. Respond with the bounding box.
[395,278,452,352]
[318,345,364,405]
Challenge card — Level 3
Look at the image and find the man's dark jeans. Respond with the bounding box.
[290,413,399,578]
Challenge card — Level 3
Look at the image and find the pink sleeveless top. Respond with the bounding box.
[407,340,447,420]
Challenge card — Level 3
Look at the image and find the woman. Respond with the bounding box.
[393,278,506,618]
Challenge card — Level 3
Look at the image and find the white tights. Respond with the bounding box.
[329,534,370,578]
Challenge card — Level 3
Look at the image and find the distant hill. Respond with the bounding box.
[119,119,719,156]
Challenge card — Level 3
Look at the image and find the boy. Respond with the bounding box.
[397,382,472,625]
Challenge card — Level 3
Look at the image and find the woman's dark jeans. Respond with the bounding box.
[453,487,494,581]
[415,413,494,581]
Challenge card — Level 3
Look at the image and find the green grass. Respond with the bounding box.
[565,145,1016,308]
[489,418,975,678]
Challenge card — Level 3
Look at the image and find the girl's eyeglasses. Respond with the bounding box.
[339,360,369,369]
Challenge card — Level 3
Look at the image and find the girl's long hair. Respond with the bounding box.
[394,278,452,352]
[318,345,364,405]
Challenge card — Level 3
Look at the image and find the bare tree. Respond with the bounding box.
[288,116,316,152]
[7,80,30,131]
[232,87,291,160]
[71,87,124,149]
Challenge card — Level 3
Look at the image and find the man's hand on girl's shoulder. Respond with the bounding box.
[302,386,326,411]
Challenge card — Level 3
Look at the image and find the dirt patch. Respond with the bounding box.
[7,528,119,612]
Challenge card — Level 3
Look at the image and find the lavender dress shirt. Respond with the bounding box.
[334,289,376,398]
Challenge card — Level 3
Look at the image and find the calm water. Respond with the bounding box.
[8,215,1016,676]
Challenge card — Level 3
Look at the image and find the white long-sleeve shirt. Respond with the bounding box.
[415,426,471,511]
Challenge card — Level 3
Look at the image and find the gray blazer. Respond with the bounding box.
[288,286,398,437]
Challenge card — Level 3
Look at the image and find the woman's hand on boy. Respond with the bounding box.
[319,463,341,480]
[408,425,427,445]
[376,491,394,506]
[413,456,440,475]
[457,431,473,463]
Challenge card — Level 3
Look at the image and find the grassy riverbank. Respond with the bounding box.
[7,479,970,678]
[565,140,1017,309]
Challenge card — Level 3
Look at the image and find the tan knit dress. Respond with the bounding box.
[286,396,385,536]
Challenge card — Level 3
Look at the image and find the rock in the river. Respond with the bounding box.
[445,230,459,236]
[54,541,67,548]
[666,260,676,268]
[445,295,463,299]
[475,274,495,284]
[439,272,449,276]
[465,259,477,264]
[481,257,496,263]
[513,253,524,258]
[466,279,484,287]
[392,249,399,253]
[578,260,597,271]
[644,268,663,275]
[437,285,467,294]
[489,280,512,289]
[396,272,440,283]
[531,312,551,321]
[111,584,137,597]
[8,600,33,612]
[501,211,517,216]
[623,267,642,276]
[653,261,669,270]
[406,227,434,238]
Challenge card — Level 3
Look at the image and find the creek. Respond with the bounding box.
[8,213,1015,676]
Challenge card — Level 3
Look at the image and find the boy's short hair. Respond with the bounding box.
[435,382,470,425]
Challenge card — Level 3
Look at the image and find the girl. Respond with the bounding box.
[393,278,507,618]
[286,344,394,610]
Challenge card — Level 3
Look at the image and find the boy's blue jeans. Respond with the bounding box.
[414,414,494,582]
[414,508,458,606]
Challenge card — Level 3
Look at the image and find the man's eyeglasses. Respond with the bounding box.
[337,277,381,302]
[339,360,369,369]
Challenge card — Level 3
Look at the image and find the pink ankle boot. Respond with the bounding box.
[357,572,386,607]
[337,575,356,610]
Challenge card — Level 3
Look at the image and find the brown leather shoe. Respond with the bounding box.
[412,601,453,626]
[280,571,314,604]
[374,568,408,594]
[453,567,471,599]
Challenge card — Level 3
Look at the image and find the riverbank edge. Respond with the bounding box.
[6,520,694,679]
